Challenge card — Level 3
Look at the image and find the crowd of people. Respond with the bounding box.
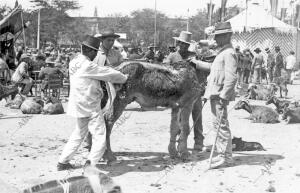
[234,45,297,87]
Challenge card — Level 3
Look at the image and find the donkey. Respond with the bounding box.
[99,61,207,161]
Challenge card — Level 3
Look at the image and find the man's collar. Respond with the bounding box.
[217,43,232,54]
[99,44,112,55]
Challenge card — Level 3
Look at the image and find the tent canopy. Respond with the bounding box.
[0,5,23,38]
[227,2,296,34]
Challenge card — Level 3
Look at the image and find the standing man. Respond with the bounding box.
[203,22,237,169]
[143,44,156,62]
[251,48,264,84]
[83,29,124,152]
[93,29,123,68]
[265,48,275,82]
[165,31,206,151]
[273,46,284,79]
[241,50,252,84]
[235,46,243,87]
[57,35,127,170]
[285,50,296,84]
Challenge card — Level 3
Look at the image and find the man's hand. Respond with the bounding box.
[219,97,229,107]
[113,83,123,91]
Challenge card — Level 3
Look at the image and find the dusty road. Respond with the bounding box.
[1,82,300,193]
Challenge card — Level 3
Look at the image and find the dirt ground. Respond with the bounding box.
[1,82,300,193]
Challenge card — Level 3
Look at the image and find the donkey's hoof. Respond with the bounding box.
[179,151,190,161]
[103,151,117,162]
[168,144,178,158]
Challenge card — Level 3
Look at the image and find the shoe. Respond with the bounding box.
[193,144,204,151]
[83,160,91,168]
[57,162,75,171]
[83,144,91,152]
[210,157,233,169]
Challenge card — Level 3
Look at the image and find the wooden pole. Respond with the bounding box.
[208,0,213,26]
[37,8,41,50]
[21,12,26,50]
[186,9,189,31]
[154,0,157,52]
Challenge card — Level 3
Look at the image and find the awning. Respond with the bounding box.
[0,5,24,40]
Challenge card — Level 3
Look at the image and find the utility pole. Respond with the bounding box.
[209,0,213,26]
[37,8,41,50]
[21,11,26,49]
[186,9,189,31]
[154,0,157,52]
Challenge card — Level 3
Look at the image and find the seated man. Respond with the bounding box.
[11,54,33,95]
[38,57,64,97]
[0,53,11,82]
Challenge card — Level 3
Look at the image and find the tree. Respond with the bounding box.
[130,8,168,47]
[0,5,12,20]
[28,0,81,46]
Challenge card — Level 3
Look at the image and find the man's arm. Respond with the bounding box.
[19,63,29,78]
[219,50,237,101]
[79,62,128,84]
[38,69,45,79]
[189,58,211,71]
[163,53,173,65]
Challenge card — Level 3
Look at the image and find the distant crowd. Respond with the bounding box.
[234,45,297,87]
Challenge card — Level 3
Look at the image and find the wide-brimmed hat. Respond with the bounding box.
[99,29,120,39]
[82,35,101,51]
[148,43,158,48]
[20,53,30,60]
[254,48,261,53]
[45,57,56,64]
[265,48,270,53]
[173,31,192,44]
[212,22,233,35]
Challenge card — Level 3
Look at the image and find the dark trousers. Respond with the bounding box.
[192,97,204,146]
[243,69,250,84]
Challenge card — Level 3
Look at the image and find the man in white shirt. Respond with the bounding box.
[57,35,127,171]
[285,50,296,84]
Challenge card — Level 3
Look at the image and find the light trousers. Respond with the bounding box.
[59,112,106,165]
[210,98,232,159]
[20,78,33,94]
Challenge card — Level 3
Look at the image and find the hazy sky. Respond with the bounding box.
[1,0,290,18]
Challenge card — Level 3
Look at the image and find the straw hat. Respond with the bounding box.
[148,43,158,48]
[173,31,192,44]
[265,48,270,53]
[20,53,30,60]
[98,29,120,39]
[212,22,233,35]
[45,57,56,64]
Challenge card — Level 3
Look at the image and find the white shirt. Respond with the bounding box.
[67,54,127,118]
[285,55,296,70]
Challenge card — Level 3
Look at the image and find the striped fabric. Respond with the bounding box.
[231,28,298,63]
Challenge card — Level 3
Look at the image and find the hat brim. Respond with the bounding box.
[82,43,99,51]
[100,34,120,39]
[212,29,233,35]
[173,37,191,44]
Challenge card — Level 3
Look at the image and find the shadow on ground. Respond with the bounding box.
[95,151,208,177]
[124,107,168,112]
[95,150,285,177]
[233,152,284,167]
